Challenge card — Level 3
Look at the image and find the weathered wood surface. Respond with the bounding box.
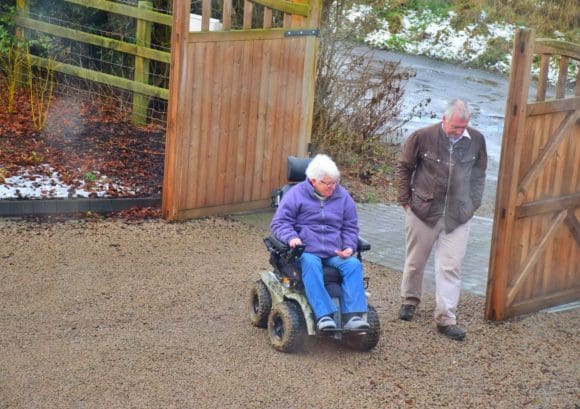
[485,29,580,321]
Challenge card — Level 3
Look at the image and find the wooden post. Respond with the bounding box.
[162,0,191,220]
[485,28,535,320]
[297,0,321,156]
[132,0,152,125]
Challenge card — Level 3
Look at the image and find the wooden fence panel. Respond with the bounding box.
[163,0,320,219]
[485,29,580,320]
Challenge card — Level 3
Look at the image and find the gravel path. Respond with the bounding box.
[0,217,578,408]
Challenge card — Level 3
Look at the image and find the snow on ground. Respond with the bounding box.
[348,5,577,83]
[0,165,134,199]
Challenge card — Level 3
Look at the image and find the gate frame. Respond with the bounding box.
[485,29,580,320]
[162,0,322,220]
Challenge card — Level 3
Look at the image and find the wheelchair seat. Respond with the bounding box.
[271,156,312,208]
[264,235,371,298]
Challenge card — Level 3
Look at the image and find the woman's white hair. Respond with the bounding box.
[305,154,340,181]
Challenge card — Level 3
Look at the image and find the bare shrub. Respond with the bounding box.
[312,0,427,200]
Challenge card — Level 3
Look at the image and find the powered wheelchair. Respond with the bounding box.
[248,157,381,353]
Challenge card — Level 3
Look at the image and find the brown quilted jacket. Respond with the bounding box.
[396,123,487,233]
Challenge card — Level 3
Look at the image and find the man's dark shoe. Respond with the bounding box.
[437,325,466,341]
[398,304,416,321]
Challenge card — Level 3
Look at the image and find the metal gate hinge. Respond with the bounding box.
[284,29,320,38]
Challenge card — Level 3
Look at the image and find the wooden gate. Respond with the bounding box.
[485,29,580,320]
[162,0,321,220]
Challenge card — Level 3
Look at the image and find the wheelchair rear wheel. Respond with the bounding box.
[248,280,271,328]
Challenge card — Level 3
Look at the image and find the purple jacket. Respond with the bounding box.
[270,180,359,258]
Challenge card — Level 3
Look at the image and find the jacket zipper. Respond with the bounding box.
[443,143,454,217]
[319,199,326,254]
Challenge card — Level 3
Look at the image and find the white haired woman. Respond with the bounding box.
[270,154,369,331]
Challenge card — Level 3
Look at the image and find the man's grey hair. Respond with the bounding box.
[305,154,340,181]
[444,99,471,121]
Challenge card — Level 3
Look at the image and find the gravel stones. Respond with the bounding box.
[0,217,578,408]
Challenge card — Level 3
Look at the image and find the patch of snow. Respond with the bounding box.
[360,7,578,84]
[0,165,134,199]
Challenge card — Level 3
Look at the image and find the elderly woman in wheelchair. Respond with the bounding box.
[249,154,380,352]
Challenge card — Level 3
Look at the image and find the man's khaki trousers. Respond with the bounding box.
[400,209,470,326]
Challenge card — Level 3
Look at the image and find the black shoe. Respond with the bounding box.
[437,325,466,341]
[398,304,416,321]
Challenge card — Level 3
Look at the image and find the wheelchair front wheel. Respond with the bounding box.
[267,301,305,353]
[344,305,380,351]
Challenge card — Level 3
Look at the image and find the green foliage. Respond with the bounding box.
[83,172,97,182]
[0,6,26,113]
[475,37,511,68]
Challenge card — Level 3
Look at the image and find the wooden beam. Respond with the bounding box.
[132,0,153,126]
[508,287,580,317]
[188,28,291,43]
[64,0,172,26]
[28,54,168,99]
[13,15,170,63]
[535,38,580,60]
[250,0,309,16]
[516,193,580,218]
[173,199,271,220]
[506,210,568,306]
[162,0,190,220]
[526,96,580,116]
[565,212,580,247]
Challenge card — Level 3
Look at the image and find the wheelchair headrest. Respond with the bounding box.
[287,156,312,182]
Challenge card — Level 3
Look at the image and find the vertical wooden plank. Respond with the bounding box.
[132,0,153,125]
[214,43,235,204]
[222,0,232,30]
[183,42,206,209]
[162,0,191,220]
[202,0,211,31]
[288,37,306,157]
[263,7,273,29]
[251,40,273,200]
[196,41,217,207]
[279,36,300,176]
[269,39,292,187]
[234,40,253,202]
[283,13,293,28]
[536,55,549,102]
[224,43,243,204]
[555,56,569,99]
[243,40,263,202]
[296,0,321,157]
[261,38,284,198]
[205,43,226,206]
[243,0,254,29]
[485,28,535,321]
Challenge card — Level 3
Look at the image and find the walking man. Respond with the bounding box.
[396,99,487,341]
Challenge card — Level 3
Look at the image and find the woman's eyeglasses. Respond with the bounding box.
[319,179,339,188]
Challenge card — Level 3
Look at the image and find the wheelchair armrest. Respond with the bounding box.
[264,236,305,260]
[357,237,371,252]
[264,235,289,253]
